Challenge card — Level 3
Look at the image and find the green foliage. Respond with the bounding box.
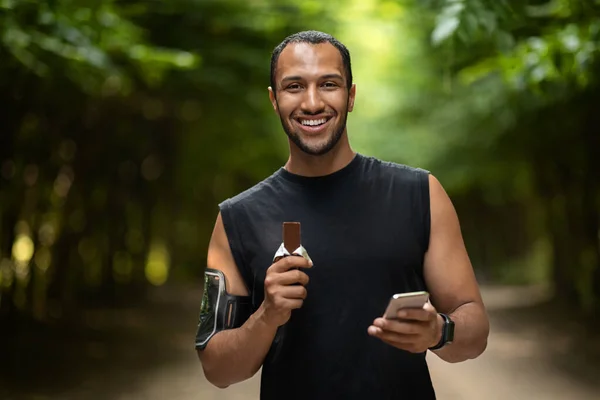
[0,0,197,94]
[1,0,598,322]
[0,0,340,322]
[431,0,600,95]
[419,0,600,307]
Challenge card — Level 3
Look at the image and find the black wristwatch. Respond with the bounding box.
[429,313,455,350]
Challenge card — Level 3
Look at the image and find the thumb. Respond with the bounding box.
[423,301,436,314]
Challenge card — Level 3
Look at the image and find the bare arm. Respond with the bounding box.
[197,213,276,388]
[424,174,490,363]
[198,212,311,388]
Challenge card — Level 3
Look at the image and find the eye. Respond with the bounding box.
[286,83,302,90]
[322,82,338,88]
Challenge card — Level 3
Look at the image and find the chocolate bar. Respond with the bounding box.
[283,222,301,254]
[269,221,312,360]
[273,221,312,264]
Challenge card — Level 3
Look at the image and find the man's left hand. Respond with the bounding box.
[367,302,442,353]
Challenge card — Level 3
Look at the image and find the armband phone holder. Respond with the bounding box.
[195,268,251,350]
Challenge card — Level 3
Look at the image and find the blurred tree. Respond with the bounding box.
[0,0,339,323]
[0,0,198,321]
[364,0,600,313]
[2,0,598,327]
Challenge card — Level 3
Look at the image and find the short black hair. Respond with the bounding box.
[270,30,353,94]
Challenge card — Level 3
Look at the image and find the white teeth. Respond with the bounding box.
[301,118,327,126]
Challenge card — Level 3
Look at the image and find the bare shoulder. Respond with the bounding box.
[428,174,453,215]
[423,174,484,313]
[207,212,248,296]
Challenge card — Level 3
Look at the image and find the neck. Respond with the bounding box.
[284,132,356,177]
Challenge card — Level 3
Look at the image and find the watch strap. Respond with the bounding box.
[429,313,453,350]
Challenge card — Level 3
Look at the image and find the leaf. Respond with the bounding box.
[525,1,561,18]
[495,30,515,53]
[457,57,499,85]
[0,0,15,10]
[432,15,460,45]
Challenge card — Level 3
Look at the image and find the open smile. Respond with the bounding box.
[293,116,334,134]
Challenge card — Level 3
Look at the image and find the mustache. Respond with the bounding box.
[292,112,335,118]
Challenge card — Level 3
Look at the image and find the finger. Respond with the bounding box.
[368,326,415,345]
[270,255,313,273]
[373,318,425,335]
[368,325,381,336]
[277,269,310,286]
[423,302,437,314]
[281,298,304,310]
[395,307,432,322]
[264,270,309,289]
[278,285,308,300]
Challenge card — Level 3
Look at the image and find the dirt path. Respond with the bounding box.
[2,284,599,399]
[191,285,600,400]
[425,286,600,400]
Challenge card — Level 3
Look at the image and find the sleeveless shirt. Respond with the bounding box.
[219,153,436,399]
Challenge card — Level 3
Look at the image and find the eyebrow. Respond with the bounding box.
[280,73,345,83]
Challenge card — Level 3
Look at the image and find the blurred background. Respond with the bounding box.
[1,0,599,399]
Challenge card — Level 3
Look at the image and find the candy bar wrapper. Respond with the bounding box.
[272,242,313,264]
[272,221,312,264]
[269,222,309,362]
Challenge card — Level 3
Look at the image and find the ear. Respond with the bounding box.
[268,87,278,112]
[347,84,356,112]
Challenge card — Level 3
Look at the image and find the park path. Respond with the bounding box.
[134,285,600,400]
[2,284,600,400]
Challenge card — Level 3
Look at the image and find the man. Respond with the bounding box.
[196,30,489,399]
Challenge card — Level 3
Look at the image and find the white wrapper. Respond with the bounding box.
[272,242,313,264]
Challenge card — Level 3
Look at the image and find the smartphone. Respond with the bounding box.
[383,291,430,319]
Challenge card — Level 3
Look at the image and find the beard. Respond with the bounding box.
[278,104,349,156]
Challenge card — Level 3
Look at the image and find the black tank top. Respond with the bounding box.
[219,153,436,399]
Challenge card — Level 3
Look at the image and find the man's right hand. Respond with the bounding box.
[260,255,313,327]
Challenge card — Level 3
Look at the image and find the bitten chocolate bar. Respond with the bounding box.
[273,221,312,264]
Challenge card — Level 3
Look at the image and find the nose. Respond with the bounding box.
[301,84,325,114]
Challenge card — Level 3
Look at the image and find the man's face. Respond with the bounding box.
[269,42,356,156]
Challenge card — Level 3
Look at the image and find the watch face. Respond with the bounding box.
[446,320,455,342]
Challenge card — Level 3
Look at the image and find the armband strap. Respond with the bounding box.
[195,268,252,350]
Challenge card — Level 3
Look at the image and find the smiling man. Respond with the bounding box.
[196,31,490,399]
